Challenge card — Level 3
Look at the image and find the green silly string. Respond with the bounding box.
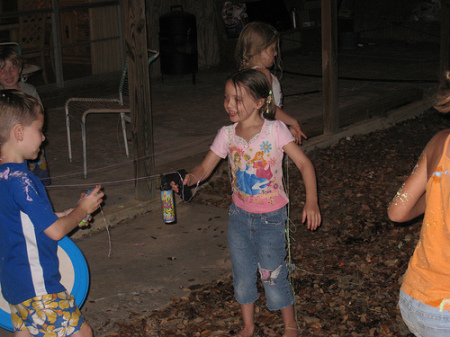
[283,155,299,329]
[266,90,272,115]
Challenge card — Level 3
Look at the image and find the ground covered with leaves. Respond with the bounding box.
[105,110,450,336]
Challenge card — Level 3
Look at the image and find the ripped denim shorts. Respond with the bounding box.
[227,202,294,310]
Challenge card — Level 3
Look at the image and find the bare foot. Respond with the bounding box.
[282,326,298,337]
[232,326,255,337]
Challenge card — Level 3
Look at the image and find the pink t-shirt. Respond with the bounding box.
[210,119,294,213]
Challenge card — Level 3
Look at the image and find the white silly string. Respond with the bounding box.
[98,203,112,258]
[47,135,216,182]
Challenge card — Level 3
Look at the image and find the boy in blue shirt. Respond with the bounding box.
[0,89,103,337]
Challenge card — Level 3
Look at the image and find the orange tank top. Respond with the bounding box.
[401,135,450,310]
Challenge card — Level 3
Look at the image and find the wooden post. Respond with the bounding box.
[51,0,64,87]
[321,0,339,134]
[440,0,450,75]
[122,0,156,201]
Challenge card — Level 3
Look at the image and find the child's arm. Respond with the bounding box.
[283,142,321,230]
[275,107,306,144]
[172,150,222,191]
[55,209,74,218]
[44,185,104,241]
[387,155,427,223]
[388,130,450,222]
[257,67,306,143]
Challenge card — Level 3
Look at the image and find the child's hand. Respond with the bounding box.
[302,201,321,231]
[78,185,104,215]
[170,173,194,193]
[290,123,307,144]
[170,181,180,193]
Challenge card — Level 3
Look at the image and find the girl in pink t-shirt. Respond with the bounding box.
[173,69,321,337]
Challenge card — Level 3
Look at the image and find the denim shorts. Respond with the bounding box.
[399,289,450,337]
[227,203,294,311]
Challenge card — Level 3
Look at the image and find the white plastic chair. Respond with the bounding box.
[65,49,160,177]
[0,42,22,55]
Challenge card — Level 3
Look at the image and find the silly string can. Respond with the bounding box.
[160,186,176,224]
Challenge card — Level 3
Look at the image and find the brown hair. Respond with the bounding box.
[0,90,43,151]
[235,21,282,74]
[227,68,276,120]
[434,70,450,113]
[0,47,23,72]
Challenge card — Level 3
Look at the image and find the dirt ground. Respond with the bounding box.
[100,108,450,337]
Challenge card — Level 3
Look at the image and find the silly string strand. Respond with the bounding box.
[283,155,299,329]
[83,167,210,258]
[176,165,212,203]
[47,174,161,188]
[46,135,216,183]
[98,203,112,258]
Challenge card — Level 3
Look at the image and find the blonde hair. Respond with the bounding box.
[235,21,282,74]
[0,90,44,151]
[434,70,450,113]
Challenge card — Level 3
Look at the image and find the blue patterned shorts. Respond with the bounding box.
[9,291,85,336]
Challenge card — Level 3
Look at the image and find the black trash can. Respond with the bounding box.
[159,5,198,84]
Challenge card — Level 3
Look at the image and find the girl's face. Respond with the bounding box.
[224,80,264,123]
[20,113,45,161]
[0,60,21,90]
[253,42,277,68]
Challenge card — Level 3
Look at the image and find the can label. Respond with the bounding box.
[161,190,176,223]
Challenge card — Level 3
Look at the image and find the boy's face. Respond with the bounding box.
[20,113,45,161]
[0,60,21,90]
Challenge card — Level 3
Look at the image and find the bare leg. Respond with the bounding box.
[72,322,93,337]
[14,330,32,337]
[232,303,255,337]
[281,304,298,337]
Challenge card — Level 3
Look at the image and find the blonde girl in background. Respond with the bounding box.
[235,21,306,144]
[388,70,450,336]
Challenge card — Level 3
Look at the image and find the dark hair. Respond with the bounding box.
[235,21,282,74]
[0,90,44,150]
[0,47,23,71]
[227,68,276,120]
[434,70,450,113]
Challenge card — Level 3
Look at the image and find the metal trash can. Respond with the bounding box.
[159,5,198,84]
